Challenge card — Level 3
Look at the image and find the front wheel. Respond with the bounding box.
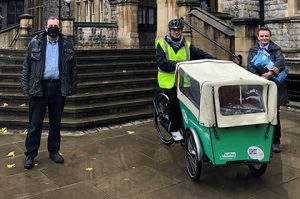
[184,130,202,181]
[153,94,174,146]
[248,163,267,177]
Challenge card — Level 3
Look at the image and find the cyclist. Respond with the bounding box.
[156,18,214,141]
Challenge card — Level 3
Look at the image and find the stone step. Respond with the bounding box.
[76,54,155,64]
[0,69,157,83]
[74,48,155,57]
[0,77,157,93]
[0,62,156,73]
[0,87,154,105]
[0,48,155,63]
[0,97,153,118]
[0,48,157,130]
[0,109,153,130]
[0,54,155,65]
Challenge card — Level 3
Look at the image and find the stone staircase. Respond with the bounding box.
[0,48,156,130]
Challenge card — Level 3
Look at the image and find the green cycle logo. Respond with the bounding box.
[219,152,236,160]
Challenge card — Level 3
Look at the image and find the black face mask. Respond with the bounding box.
[47,27,60,38]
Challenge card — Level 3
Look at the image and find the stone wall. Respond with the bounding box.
[264,0,288,19]
[266,20,300,57]
[75,23,118,48]
[0,25,19,49]
[190,8,234,60]
[43,0,59,21]
[108,0,120,23]
[221,0,260,18]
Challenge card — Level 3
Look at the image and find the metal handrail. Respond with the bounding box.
[9,27,20,47]
[181,18,242,65]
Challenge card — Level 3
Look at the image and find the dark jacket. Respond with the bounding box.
[156,37,214,73]
[247,40,288,105]
[21,32,77,96]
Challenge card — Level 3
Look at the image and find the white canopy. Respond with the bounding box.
[176,59,278,128]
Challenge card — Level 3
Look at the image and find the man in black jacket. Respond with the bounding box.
[21,16,77,169]
[247,26,288,153]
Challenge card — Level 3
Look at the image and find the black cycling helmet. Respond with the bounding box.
[168,18,184,30]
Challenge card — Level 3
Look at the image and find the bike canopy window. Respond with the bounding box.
[179,68,200,109]
[176,60,278,128]
[219,85,265,116]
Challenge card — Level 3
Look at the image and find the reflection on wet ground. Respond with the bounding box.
[0,109,300,199]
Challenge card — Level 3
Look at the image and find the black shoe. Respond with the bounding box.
[24,156,34,170]
[272,144,281,153]
[49,153,64,164]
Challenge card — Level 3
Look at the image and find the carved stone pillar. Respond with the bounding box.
[16,14,34,49]
[61,17,75,42]
[232,18,261,67]
[176,0,200,41]
[156,0,200,40]
[117,0,139,48]
[156,0,177,39]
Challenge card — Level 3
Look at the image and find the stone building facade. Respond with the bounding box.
[220,0,300,63]
[1,0,300,66]
[219,0,300,74]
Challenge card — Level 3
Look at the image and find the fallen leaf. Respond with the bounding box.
[86,167,93,171]
[127,131,135,135]
[23,129,28,134]
[122,70,127,72]
[3,103,8,107]
[0,127,7,134]
[7,163,15,169]
[20,104,26,107]
[7,151,15,158]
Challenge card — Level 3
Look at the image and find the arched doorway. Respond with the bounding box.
[138,0,157,47]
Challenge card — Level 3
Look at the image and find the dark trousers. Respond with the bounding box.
[163,87,182,132]
[25,81,66,158]
[273,106,281,144]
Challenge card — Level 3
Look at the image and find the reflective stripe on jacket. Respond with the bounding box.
[156,39,191,89]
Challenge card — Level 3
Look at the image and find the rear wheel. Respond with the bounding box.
[248,163,267,177]
[153,94,174,146]
[185,130,202,181]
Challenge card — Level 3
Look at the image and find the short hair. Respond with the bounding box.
[45,16,61,27]
[257,26,272,36]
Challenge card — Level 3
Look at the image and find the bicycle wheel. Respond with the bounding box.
[248,163,267,177]
[153,94,174,146]
[184,130,202,181]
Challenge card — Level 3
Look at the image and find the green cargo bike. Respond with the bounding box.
[153,59,278,181]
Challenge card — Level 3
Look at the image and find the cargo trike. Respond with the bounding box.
[153,59,278,181]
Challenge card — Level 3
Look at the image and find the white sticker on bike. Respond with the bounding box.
[248,146,264,161]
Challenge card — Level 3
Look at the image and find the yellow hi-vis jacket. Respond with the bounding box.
[156,38,191,89]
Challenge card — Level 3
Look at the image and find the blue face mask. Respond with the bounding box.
[47,27,60,38]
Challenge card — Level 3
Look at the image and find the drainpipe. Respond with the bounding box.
[259,0,264,25]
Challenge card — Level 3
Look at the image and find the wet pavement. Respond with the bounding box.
[0,108,300,199]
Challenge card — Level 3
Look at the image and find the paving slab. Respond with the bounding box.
[0,109,299,199]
